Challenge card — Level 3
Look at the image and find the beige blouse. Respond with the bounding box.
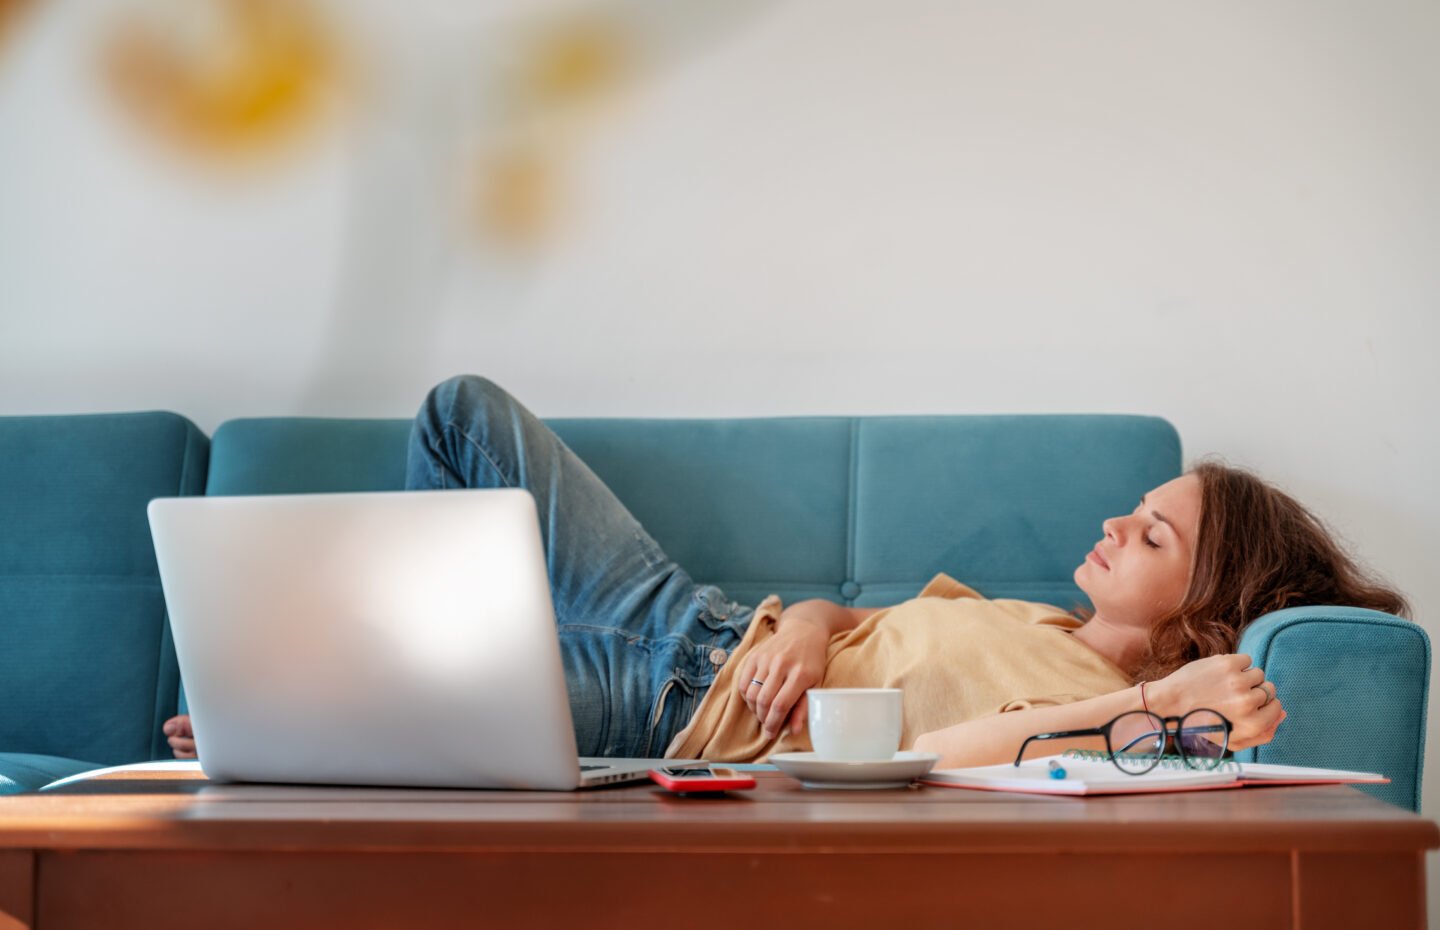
[666,573,1131,762]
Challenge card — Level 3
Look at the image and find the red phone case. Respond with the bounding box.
[648,766,756,792]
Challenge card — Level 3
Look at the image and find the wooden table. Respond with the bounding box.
[0,771,1434,930]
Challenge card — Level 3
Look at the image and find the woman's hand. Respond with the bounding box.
[735,615,830,740]
[1150,654,1286,750]
[163,714,197,758]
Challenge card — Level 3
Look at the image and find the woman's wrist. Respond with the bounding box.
[1143,676,1178,718]
[777,603,834,636]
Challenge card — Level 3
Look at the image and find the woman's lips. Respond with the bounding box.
[1087,545,1110,570]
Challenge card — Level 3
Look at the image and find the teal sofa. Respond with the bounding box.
[0,401,1429,810]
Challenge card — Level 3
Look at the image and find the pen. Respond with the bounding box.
[1048,759,1067,780]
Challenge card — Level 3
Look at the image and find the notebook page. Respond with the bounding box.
[923,756,1238,795]
[1237,762,1388,783]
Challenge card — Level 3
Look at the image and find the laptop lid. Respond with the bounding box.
[149,488,614,790]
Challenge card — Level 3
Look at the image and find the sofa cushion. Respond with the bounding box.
[207,418,412,496]
[0,752,104,793]
[548,418,854,609]
[0,411,208,772]
[852,416,1182,607]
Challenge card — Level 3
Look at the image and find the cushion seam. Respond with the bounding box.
[845,420,859,599]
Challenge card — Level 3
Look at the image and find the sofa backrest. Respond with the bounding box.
[0,412,208,765]
[206,414,1182,610]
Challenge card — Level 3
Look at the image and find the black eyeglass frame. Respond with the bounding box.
[1012,708,1232,776]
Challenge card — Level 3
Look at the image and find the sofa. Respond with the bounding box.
[0,400,1429,810]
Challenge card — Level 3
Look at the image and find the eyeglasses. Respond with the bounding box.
[1013,709,1232,775]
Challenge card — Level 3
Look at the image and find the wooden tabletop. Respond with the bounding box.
[3,773,1436,930]
[1,771,1433,855]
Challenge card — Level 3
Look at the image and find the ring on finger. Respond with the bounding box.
[750,678,765,688]
[1254,681,1273,707]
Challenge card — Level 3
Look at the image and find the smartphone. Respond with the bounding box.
[648,765,757,793]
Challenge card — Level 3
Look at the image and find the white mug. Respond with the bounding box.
[806,688,903,761]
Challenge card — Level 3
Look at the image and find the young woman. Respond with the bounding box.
[162,375,1409,767]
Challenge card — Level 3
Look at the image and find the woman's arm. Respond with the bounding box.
[737,598,886,738]
[913,654,1287,768]
[781,598,883,636]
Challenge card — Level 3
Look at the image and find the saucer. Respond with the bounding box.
[769,750,941,789]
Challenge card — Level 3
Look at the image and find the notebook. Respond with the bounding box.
[920,751,1389,796]
[148,489,693,791]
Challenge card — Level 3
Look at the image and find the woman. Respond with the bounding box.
[162,375,1410,767]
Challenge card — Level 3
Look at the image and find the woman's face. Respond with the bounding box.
[1073,474,1202,630]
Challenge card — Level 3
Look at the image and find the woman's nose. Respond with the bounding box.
[1102,516,1123,543]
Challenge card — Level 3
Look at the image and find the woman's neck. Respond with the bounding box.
[1069,613,1150,677]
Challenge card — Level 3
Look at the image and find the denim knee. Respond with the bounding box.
[426,374,514,425]
[415,375,517,455]
[408,374,517,489]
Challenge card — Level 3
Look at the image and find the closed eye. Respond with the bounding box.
[1143,534,1160,549]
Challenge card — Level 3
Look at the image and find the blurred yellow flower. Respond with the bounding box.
[522,17,630,110]
[474,141,557,252]
[466,15,634,250]
[1,0,32,54]
[100,0,342,158]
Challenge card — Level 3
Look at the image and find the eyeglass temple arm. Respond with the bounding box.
[1114,731,1164,754]
[1013,728,1104,766]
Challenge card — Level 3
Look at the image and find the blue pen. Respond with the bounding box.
[1048,759,1067,780]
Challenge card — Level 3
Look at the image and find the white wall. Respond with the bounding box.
[4,0,1439,909]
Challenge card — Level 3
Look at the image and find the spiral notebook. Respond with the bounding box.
[919,751,1388,796]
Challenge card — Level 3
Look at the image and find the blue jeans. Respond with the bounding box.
[405,375,755,758]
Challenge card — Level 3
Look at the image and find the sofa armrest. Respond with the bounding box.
[1235,606,1430,811]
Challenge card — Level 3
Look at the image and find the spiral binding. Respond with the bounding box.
[1060,749,1241,774]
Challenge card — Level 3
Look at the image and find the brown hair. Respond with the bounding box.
[1130,460,1410,683]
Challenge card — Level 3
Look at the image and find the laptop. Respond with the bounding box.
[148,488,687,790]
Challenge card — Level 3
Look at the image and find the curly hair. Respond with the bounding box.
[1129,460,1410,684]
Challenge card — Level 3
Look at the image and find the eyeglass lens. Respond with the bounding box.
[1109,711,1166,773]
[1175,709,1228,769]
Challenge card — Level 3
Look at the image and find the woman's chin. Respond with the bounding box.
[1074,564,1105,604]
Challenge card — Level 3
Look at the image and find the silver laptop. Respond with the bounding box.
[148,488,681,790]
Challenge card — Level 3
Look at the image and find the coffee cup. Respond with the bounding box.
[806,688,902,761]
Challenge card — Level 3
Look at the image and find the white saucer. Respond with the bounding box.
[769,751,941,789]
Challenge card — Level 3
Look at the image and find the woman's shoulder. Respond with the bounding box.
[912,574,1080,624]
[914,572,983,600]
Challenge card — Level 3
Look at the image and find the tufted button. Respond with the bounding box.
[708,647,728,667]
[839,581,862,600]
